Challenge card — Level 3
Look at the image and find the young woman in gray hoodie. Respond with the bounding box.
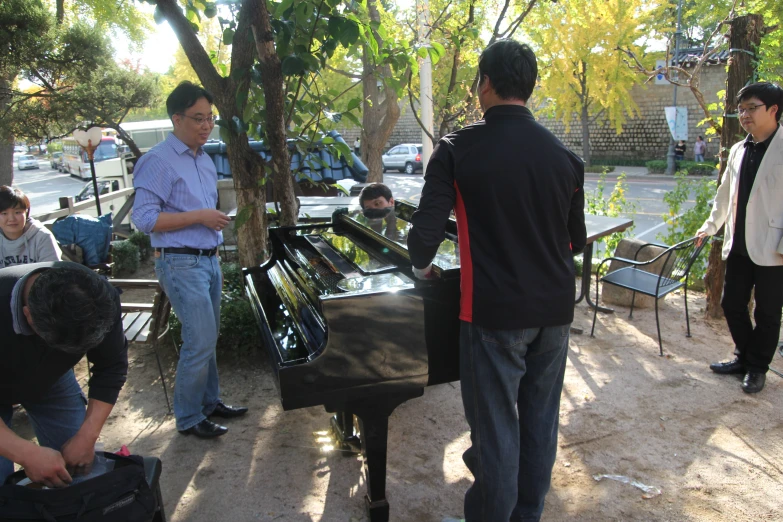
[0,186,61,267]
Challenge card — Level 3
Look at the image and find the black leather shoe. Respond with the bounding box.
[741,372,766,394]
[709,358,745,375]
[209,402,248,419]
[179,419,228,438]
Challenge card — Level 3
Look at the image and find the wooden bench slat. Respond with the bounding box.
[125,312,152,342]
[122,312,141,332]
[121,303,155,313]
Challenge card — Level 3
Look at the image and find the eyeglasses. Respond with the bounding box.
[735,104,766,116]
[178,113,216,126]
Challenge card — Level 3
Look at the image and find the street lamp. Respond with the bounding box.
[73,126,104,215]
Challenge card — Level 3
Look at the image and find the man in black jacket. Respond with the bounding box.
[408,40,586,522]
[0,262,127,487]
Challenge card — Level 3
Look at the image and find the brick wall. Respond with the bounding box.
[535,64,726,162]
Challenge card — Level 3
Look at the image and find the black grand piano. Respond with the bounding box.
[243,200,461,521]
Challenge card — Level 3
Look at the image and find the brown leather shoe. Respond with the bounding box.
[709,358,745,375]
[741,372,765,394]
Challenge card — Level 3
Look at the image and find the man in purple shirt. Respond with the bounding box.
[132,82,247,438]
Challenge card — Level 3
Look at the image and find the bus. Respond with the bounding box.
[61,134,122,180]
[119,119,220,154]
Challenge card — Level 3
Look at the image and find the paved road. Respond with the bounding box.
[384,171,708,255]
[11,159,85,214]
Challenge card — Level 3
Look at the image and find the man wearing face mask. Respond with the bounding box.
[358,183,395,218]
[408,39,586,522]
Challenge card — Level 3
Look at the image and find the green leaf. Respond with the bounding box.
[223,28,235,46]
[204,3,217,17]
[339,21,360,48]
[430,41,445,59]
[343,111,361,127]
[417,47,429,59]
[346,97,362,111]
[219,125,231,144]
[234,206,253,230]
[276,0,295,16]
[281,55,306,76]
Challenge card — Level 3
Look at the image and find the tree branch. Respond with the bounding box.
[326,64,363,80]
[155,0,224,97]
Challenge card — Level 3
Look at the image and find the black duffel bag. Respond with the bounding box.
[0,453,157,522]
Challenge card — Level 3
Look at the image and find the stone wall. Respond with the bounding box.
[536,64,726,162]
[337,101,426,150]
[338,63,728,161]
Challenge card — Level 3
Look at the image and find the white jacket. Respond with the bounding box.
[698,124,783,266]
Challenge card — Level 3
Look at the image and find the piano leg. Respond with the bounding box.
[352,391,423,522]
[329,410,361,454]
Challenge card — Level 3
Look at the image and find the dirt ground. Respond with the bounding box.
[11,267,783,522]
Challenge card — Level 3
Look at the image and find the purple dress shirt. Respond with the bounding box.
[132,133,223,249]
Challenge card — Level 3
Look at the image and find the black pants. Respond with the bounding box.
[722,252,783,372]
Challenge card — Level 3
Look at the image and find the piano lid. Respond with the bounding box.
[339,205,461,278]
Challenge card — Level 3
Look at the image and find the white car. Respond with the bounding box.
[16,155,39,170]
[381,144,423,174]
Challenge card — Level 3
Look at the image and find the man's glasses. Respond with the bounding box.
[178,113,216,126]
[734,104,766,116]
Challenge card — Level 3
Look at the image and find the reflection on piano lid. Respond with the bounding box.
[342,209,461,276]
[337,272,414,293]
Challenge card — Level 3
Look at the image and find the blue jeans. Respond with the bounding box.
[460,321,570,522]
[155,253,222,431]
[695,154,704,162]
[1,370,87,483]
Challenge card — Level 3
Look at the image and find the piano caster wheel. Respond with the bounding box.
[364,495,390,522]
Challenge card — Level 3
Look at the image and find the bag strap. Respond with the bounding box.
[76,491,95,519]
[35,502,58,522]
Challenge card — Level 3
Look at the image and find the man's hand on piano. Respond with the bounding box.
[412,263,434,280]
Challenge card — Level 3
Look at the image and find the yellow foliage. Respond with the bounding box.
[528,0,656,134]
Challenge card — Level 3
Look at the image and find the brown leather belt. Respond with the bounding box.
[155,247,218,257]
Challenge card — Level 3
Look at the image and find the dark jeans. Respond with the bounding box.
[0,370,87,483]
[722,252,783,372]
[460,321,570,522]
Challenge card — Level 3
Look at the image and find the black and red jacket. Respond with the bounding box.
[408,105,586,330]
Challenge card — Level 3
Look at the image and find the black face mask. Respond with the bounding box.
[362,207,393,220]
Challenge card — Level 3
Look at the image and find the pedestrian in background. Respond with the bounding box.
[675,139,686,161]
[694,135,707,162]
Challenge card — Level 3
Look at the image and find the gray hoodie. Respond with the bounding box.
[1,218,62,267]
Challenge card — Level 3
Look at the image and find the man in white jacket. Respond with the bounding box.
[696,82,783,394]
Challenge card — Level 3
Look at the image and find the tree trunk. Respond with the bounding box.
[155,0,269,264]
[581,102,591,168]
[0,76,13,186]
[251,0,297,227]
[56,0,64,24]
[704,14,764,319]
[112,126,143,159]
[361,0,401,184]
[227,138,269,267]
